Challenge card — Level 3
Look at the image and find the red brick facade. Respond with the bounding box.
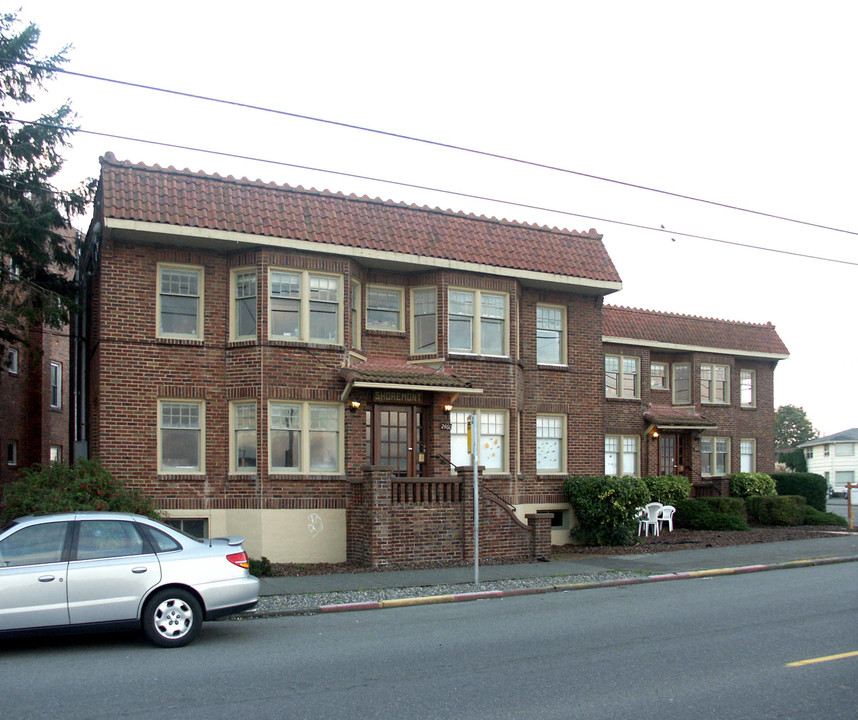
[73,156,788,564]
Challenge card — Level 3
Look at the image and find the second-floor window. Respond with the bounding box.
[158,265,203,339]
[651,362,668,389]
[605,355,639,398]
[366,286,403,331]
[50,361,62,409]
[740,369,756,407]
[270,270,341,344]
[673,363,691,404]
[232,269,257,340]
[411,288,437,354]
[7,347,18,374]
[700,363,730,404]
[448,289,508,356]
[536,305,565,365]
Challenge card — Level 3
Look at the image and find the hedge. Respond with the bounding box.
[642,475,692,506]
[674,499,750,531]
[730,472,777,497]
[770,472,827,512]
[745,495,806,526]
[563,475,650,546]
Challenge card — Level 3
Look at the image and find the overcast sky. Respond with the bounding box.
[14,0,857,436]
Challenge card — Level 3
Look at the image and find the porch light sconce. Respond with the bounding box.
[651,430,660,439]
[349,400,361,413]
[443,403,454,416]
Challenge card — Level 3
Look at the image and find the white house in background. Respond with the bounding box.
[799,428,858,497]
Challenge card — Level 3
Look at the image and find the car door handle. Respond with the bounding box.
[38,575,56,583]
[131,567,148,574]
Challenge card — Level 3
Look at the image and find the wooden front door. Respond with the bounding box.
[658,433,690,477]
[369,406,424,477]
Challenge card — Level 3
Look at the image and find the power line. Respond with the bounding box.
[9,59,858,239]
[9,117,858,268]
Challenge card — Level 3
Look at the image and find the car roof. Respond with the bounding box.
[13,511,154,525]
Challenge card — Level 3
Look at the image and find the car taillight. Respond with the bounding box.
[227,551,250,569]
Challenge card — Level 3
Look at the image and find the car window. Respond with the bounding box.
[144,525,182,553]
[0,521,69,567]
[75,520,148,560]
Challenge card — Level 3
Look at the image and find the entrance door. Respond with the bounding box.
[370,406,424,477]
[659,433,689,477]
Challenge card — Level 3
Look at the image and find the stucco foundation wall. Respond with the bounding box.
[515,502,573,546]
[163,508,347,563]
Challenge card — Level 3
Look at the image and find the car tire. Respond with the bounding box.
[142,588,203,648]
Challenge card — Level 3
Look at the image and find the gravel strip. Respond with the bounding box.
[248,570,647,617]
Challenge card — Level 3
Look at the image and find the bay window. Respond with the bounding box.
[411,287,437,354]
[269,270,341,344]
[448,289,508,356]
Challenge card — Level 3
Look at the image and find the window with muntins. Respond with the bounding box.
[50,361,62,409]
[269,402,341,473]
[411,288,437,354]
[269,270,341,344]
[232,269,257,340]
[158,265,202,339]
[536,415,565,473]
[651,362,668,389]
[366,286,403,331]
[740,369,755,407]
[700,363,730,404]
[701,436,730,475]
[605,355,639,398]
[448,289,508,356]
[740,438,756,472]
[673,363,691,404]
[605,435,639,476]
[232,401,257,473]
[159,400,204,473]
[449,410,507,473]
[536,305,564,365]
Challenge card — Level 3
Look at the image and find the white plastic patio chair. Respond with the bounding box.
[635,507,648,536]
[639,502,662,537]
[658,505,676,533]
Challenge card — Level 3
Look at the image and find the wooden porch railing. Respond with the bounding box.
[391,477,464,504]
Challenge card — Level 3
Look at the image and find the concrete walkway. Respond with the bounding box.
[258,533,858,598]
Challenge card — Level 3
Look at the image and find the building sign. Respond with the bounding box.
[372,390,425,404]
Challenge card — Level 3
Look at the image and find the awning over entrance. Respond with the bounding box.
[339,357,483,401]
[643,404,718,432]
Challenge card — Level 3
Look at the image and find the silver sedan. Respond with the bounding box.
[0,511,260,647]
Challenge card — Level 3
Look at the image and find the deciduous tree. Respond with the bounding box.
[775,404,818,448]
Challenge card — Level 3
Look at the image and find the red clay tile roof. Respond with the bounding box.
[603,305,789,357]
[98,153,621,284]
[643,404,718,429]
[340,357,476,390]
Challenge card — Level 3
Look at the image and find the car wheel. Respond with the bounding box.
[142,589,202,648]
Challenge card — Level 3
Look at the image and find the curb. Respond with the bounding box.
[315,554,858,614]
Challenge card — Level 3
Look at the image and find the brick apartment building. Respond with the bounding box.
[73,153,788,565]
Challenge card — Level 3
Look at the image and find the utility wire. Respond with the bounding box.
[9,117,858,268]
[8,59,858,239]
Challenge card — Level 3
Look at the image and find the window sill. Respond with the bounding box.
[537,363,569,371]
[228,339,258,348]
[448,352,512,363]
[156,336,204,345]
[268,338,343,350]
[366,328,406,336]
[605,396,641,401]
[158,473,206,480]
[269,473,347,480]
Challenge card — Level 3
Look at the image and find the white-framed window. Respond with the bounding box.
[536,305,565,365]
[7,440,18,466]
[231,268,257,341]
[351,280,362,350]
[49,361,62,409]
[450,410,508,473]
[269,270,341,344]
[231,401,257,473]
[805,447,814,459]
[651,362,668,390]
[448,289,508,356]
[536,415,565,473]
[605,355,640,398]
[158,400,204,474]
[740,369,755,407]
[50,445,62,463]
[366,286,404,331]
[411,287,437,355]
[824,444,830,457]
[836,470,855,487]
[673,363,691,404]
[701,436,730,475]
[605,435,639,476]
[269,402,342,474]
[700,363,730,404]
[7,347,18,375]
[835,443,854,457]
[157,264,203,339]
[740,438,756,472]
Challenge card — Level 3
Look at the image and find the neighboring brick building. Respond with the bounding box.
[602,306,789,497]
[75,153,788,564]
[0,323,71,491]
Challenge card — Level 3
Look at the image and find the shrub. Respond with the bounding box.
[674,499,750,531]
[248,556,272,577]
[803,506,847,527]
[0,458,161,524]
[563,475,650,546]
[778,448,807,473]
[642,475,692,506]
[730,472,777,498]
[697,496,747,520]
[771,472,827,512]
[745,495,805,526]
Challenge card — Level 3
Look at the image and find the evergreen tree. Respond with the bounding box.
[0,11,94,357]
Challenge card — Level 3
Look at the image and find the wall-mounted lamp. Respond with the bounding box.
[651,430,660,439]
[349,400,361,413]
[443,403,454,416]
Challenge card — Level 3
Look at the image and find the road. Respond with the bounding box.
[1,563,856,720]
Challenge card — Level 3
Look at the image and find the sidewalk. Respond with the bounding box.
[258,533,858,599]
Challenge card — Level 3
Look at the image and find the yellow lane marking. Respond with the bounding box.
[786,651,858,667]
